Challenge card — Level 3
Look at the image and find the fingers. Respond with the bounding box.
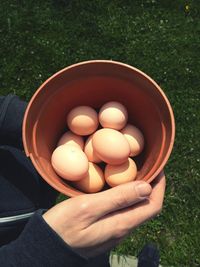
[129,171,166,224]
[149,171,166,206]
[81,180,152,223]
[88,171,166,241]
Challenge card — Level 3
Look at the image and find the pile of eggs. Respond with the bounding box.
[51,101,144,193]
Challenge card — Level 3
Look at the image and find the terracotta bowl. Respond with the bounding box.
[23,60,175,197]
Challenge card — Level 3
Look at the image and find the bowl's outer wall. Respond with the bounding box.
[23,60,175,196]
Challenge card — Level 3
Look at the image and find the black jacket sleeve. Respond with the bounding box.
[0,94,27,149]
[0,210,87,267]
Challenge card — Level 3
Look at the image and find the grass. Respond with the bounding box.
[0,1,200,266]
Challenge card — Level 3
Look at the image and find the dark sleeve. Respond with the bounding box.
[0,94,27,149]
[0,210,87,267]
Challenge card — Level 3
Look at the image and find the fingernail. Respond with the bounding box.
[136,183,152,197]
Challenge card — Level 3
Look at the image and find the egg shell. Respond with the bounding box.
[92,128,131,165]
[57,131,84,150]
[99,101,128,130]
[84,134,102,163]
[51,145,89,181]
[105,158,137,187]
[67,106,99,136]
[121,124,144,156]
[73,162,105,193]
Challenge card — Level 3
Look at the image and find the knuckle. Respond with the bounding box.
[79,201,90,213]
[77,197,91,216]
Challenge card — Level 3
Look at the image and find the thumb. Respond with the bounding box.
[84,180,152,222]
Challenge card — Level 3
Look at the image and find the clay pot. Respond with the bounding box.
[23,60,175,197]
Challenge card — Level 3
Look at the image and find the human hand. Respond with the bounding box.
[43,171,165,259]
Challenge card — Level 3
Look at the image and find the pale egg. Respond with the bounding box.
[105,158,137,187]
[57,131,84,150]
[84,134,101,163]
[92,128,131,165]
[99,101,128,130]
[51,144,89,181]
[73,162,105,193]
[67,106,98,136]
[121,124,144,156]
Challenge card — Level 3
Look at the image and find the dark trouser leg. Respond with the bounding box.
[137,243,160,267]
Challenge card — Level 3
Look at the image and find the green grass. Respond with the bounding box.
[0,1,200,266]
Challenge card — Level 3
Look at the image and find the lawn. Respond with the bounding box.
[0,1,200,266]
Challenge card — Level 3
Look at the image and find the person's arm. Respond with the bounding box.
[0,210,87,267]
[0,172,165,266]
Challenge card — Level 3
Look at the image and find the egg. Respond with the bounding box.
[121,124,144,156]
[84,134,101,163]
[67,106,98,136]
[51,144,89,181]
[92,128,131,165]
[73,162,105,193]
[99,101,128,130]
[105,158,137,187]
[57,131,84,150]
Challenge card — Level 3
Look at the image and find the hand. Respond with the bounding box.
[43,171,165,258]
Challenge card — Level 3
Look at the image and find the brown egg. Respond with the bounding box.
[67,106,98,136]
[73,162,105,193]
[105,158,137,187]
[57,131,84,150]
[121,124,144,156]
[92,128,131,165]
[99,101,128,130]
[51,145,89,181]
[84,134,101,163]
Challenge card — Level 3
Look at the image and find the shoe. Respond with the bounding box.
[137,243,160,267]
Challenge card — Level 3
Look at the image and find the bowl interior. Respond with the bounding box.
[23,61,174,196]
